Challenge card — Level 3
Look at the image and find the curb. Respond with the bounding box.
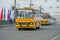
[0,24,15,28]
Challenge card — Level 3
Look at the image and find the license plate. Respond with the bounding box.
[22,25,27,27]
[42,22,45,24]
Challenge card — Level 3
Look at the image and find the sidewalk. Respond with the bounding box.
[0,24,15,28]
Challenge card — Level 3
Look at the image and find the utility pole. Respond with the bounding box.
[11,0,16,10]
[39,5,44,16]
[14,0,17,19]
[39,5,44,13]
[30,0,32,8]
[39,6,42,14]
[14,0,16,8]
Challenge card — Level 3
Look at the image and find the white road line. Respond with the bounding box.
[51,35,60,40]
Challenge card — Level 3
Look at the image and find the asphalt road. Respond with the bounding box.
[0,23,60,40]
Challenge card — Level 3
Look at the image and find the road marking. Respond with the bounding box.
[51,35,60,40]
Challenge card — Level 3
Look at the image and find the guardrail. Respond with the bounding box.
[0,20,14,25]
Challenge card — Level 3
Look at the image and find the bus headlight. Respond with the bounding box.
[16,23,18,24]
[31,23,33,25]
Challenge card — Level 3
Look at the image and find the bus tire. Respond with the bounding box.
[37,27,40,29]
[33,27,37,30]
[18,28,21,31]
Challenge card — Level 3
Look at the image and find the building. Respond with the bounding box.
[31,0,60,15]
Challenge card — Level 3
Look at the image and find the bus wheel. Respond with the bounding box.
[33,27,37,30]
[37,27,40,29]
[18,28,21,31]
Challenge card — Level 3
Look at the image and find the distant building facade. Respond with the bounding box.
[31,0,60,15]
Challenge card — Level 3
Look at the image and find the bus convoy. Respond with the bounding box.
[15,7,41,30]
[41,13,51,25]
[14,7,55,30]
[41,13,56,25]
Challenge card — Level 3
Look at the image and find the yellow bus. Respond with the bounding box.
[15,7,41,30]
[41,13,51,25]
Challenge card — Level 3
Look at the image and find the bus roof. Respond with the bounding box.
[16,7,38,10]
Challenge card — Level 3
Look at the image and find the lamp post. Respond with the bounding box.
[14,0,16,8]
[39,5,44,16]
[39,6,42,14]
[30,0,31,8]
[39,5,44,14]
[12,0,16,10]
[30,0,33,8]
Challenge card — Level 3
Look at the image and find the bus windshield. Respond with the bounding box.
[41,14,48,19]
[26,12,34,18]
[17,10,34,18]
[17,11,25,18]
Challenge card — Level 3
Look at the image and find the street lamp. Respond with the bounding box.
[30,0,32,8]
[39,6,42,14]
[30,0,33,8]
[39,5,45,16]
[39,5,44,14]
[14,0,16,8]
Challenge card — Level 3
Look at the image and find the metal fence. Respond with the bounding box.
[0,20,14,25]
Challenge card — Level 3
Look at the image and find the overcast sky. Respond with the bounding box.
[0,0,60,9]
[0,0,60,15]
